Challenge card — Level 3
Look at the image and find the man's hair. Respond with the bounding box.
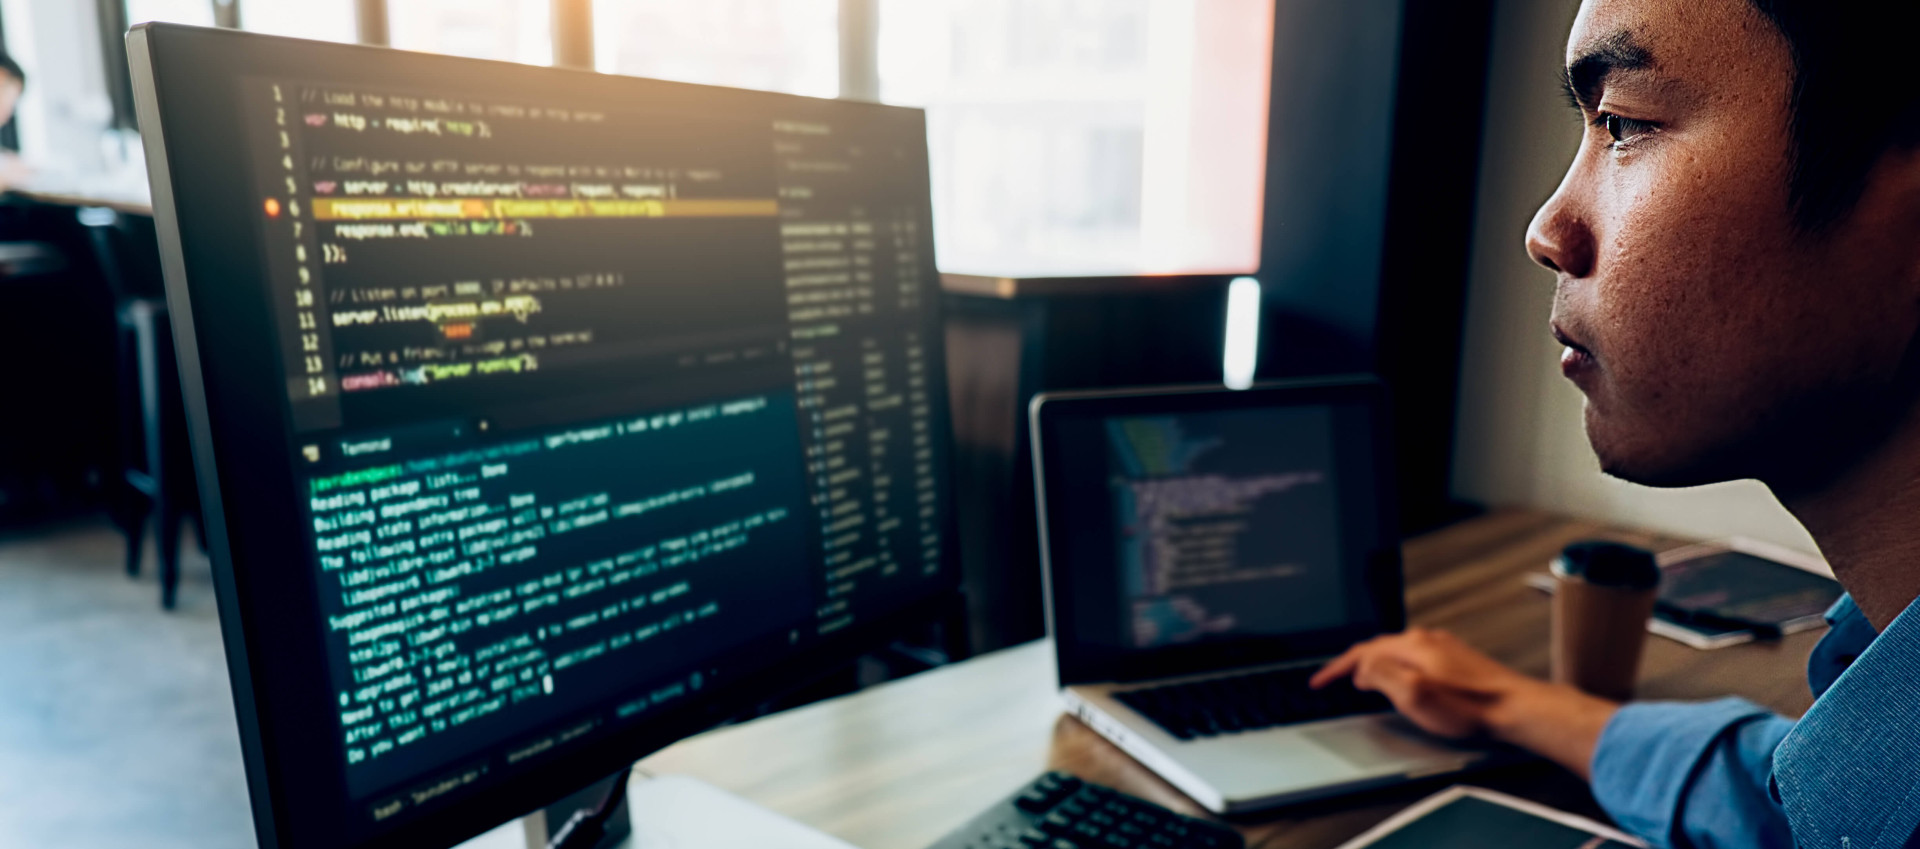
[0,53,22,89]
[1747,1,1920,230]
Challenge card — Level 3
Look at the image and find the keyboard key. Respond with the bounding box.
[1016,787,1056,813]
[1036,773,1081,796]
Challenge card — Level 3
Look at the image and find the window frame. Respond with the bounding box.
[102,0,881,131]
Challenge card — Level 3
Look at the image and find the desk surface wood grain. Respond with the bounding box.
[636,509,1823,849]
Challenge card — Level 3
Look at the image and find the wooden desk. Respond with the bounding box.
[636,509,1823,849]
[10,187,154,217]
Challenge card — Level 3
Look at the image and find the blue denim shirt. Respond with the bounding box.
[1589,594,1920,848]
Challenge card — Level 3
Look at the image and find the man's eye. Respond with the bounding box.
[1599,114,1655,144]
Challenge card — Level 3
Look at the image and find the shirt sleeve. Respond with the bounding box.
[1589,698,1796,849]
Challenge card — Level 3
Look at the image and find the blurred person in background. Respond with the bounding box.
[0,54,31,191]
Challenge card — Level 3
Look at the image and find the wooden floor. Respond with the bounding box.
[0,514,530,848]
[0,517,254,849]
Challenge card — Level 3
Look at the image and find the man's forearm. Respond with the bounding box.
[1484,680,1620,779]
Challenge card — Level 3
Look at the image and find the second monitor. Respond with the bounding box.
[131,23,958,849]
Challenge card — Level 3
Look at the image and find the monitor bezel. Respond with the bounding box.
[129,22,965,849]
[1030,377,1407,686]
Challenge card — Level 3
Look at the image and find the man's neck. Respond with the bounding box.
[1783,405,1920,632]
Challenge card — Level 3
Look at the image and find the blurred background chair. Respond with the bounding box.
[0,198,117,526]
[78,205,199,609]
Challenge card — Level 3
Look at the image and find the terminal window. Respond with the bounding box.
[242,78,948,805]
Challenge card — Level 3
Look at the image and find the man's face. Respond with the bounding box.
[1529,0,1920,490]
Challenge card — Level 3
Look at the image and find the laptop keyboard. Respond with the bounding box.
[1113,665,1391,740]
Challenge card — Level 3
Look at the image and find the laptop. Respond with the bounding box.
[1029,378,1495,814]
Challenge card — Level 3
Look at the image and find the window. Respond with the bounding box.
[389,0,551,65]
[123,0,214,26]
[121,0,356,43]
[592,0,836,99]
[878,0,1271,276]
[11,0,1272,280]
[241,0,357,43]
[1,0,118,171]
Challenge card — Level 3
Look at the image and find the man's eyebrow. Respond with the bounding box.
[1562,31,1654,111]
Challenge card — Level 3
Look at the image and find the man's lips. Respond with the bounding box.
[1550,323,1588,352]
[1552,324,1596,377]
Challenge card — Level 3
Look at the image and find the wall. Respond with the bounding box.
[1449,0,1820,555]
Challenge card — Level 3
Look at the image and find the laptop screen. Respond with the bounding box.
[1106,406,1347,649]
[1035,381,1404,684]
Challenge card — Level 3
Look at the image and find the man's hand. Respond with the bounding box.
[1309,627,1620,778]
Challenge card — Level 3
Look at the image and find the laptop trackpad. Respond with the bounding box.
[1302,720,1473,771]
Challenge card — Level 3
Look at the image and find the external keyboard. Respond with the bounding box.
[1114,664,1391,740]
[927,771,1243,849]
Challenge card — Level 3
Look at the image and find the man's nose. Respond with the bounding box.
[1526,188,1596,279]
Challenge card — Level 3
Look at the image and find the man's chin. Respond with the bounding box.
[1586,415,1739,489]
[1595,452,1725,489]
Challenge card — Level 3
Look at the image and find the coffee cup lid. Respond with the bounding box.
[1552,541,1661,590]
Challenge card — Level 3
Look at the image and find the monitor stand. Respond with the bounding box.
[522,770,633,849]
[518,772,858,849]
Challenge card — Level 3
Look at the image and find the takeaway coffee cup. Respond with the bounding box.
[1550,541,1661,701]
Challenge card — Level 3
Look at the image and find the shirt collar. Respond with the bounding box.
[1808,594,1877,697]
[1823,593,1859,627]
[1776,593,1920,846]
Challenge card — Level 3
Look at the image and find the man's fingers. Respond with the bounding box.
[1309,648,1364,688]
[1350,653,1409,697]
[1351,655,1488,739]
[1312,629,1510,697]
[1314,636,1429,688]
[1352,655,1437,721]
[1369,631,1455,676]
[1360,632,1511,697]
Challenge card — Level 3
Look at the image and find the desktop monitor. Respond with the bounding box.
[128,23,960,849]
